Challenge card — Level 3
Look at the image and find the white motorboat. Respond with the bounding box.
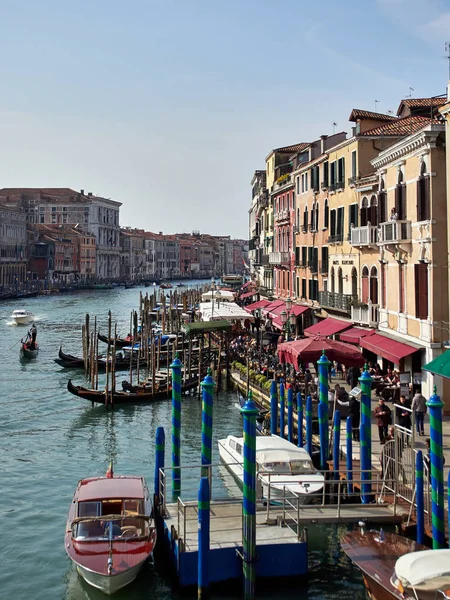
[10,309,34,325]
[218,434,324,503]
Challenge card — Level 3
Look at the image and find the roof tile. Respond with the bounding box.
[357,115,435,137]
[349,109,397,122]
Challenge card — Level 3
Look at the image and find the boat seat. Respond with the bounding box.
[120,526,139,537]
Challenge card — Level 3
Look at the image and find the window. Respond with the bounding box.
[378,191,387,224]
[321,247,329,274]
[417,167,430,221]
[308,279,318,301]
[395,172,407,220]
[348,204,358,233]
[337,157,345,187]
[351,267,357,297]
[330,162,336,185]
[360,197,368,227]
[324,199,329,229]
[314,201,319,231]
[380,263,387,309]
[337,207,344,238]
[296,176,300,195]
[301,278,307,299]
[330,267,335,292]
[40,215,44,223]
[301,246,307,266]
[399,263,406,313]
[330,209,337,236]
[362,266,369,303]
[415,263,428,320]
[337,267,343,294]
[351,151,357,179]
[303,206,308,231]
[322,161,329,186]
[370,266,378,304]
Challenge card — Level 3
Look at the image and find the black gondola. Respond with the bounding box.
[54,346,147,371]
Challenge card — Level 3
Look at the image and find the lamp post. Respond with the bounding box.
[210,278,216,321]
[279,297,296,342]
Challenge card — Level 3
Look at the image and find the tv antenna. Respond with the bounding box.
[332,122,337,134]
[406,87,414,98]
[375,100,380,112]
[445,42,450,80]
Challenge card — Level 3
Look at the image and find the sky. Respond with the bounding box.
[0,0,448,239]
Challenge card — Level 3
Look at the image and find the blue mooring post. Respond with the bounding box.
[333,411,340,479]
[270,380,278,436]
[416,450,424,545]
[171,355,183,498]
[427,386,445,548]
[359,366,373,504]
[297,392,303,448]
[319,402,327,470]
[240,394,259,600]
[154,426,165,499]
[346,417,353,495]
[287,387,293,443]
[305,395,312,457]
[201,369,215,480]
[198,476,210,599]
[279,382,285,439]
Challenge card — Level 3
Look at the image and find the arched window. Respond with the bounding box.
[330,267,335,293]
[417,161,430,221]
[310,202,315,229]
[370,266,378,304]
[395,171,407,220]
[315,201,320,231]
[324,199,329,229]
[369,195,378,226]
[351,267,358,298]
[360,197,368,226]
[297,208,300,229]
[338,267,343,294]
[361,266,369,303]
[303,206,308,231]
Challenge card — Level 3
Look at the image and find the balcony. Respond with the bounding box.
[350,225,378,247]
[351,302,379,327]
[301,224,308,234]
[274,209,290,223]
[308,261,318,274]
[308,224,318,233]
[328,182,336,193]
[296,260,307,269]
[312,182,319,193]
[336,180,345,191]
[318,291,356,314]
[348,176,357,188]
[321,180,329,191]
[269,251,291,266]
[327,233,344,244]
[378,220,412,245]
[273,174,292,192]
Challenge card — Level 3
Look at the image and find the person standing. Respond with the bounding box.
[349,395,360,441]
[411,391,427,436]
[373,398,391,444]
[396,394,412,446]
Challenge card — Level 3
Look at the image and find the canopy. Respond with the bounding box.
[242,280,256,290]
[395,549,450,588]
[244,299,271,313]
[360,333,419,364]
[423,350,450,379]
[304,317,352,337]
[271,305,310,330]
[183,320,232,336]
[240,290,257,300]
[339,327,375,344]
[261,300,285,315]
[199,301,254,323]
[278,337,365,369]
[201,290,235,302]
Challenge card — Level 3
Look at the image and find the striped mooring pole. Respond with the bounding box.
[287,387,293,443]
[240,392,259,600]
[305,395,313,457]
[333,410,340,478]
[346,416,353,495]
[427,386,445,548]
[201,368,215,480]
[171,354,183,497]
[359,365,372,504]
[154,426,165,499]
[415,450,424,545]
[279,382,285,439]
[270,380,278,436]
[317,350,330,411]
[197,476,210,599]
[319,401,327,470]
[297,392,303,448]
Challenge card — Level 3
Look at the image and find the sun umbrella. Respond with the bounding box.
[277,335,365,369]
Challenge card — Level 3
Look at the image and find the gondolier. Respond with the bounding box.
[29,323,37,350]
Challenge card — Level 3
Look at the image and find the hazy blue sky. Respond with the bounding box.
[0,0,448,238]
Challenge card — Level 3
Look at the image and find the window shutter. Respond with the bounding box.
[416,178,423,222]
[401,184,407,220]
[395,185,400,217]
[362,275,369,303]
[424,176,430,220]
[415,263,428,320]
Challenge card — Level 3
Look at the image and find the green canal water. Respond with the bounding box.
[0,284,368,599]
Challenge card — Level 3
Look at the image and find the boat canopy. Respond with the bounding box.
[201,290,235,302]
[183,320,232,336]
[199,301,253,322]
[78,476,145,502]
[395,549,450,588]
[231,435,314,468]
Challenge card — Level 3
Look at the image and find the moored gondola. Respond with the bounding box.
[55,346,148,371]
[97,332,134,348]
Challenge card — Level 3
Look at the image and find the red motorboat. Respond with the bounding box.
[65,467,156,595]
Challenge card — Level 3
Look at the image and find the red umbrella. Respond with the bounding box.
[277,336,365,369]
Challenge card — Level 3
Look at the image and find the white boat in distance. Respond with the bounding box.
[10,309,34,325]
[218,435,324,503]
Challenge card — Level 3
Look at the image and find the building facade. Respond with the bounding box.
[0,205,27,288]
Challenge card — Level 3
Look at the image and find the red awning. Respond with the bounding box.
[360,333,419,364]
[240,290,257,300]
[339,327,375,344]
[244,299,271,313]
[304,317,352,337]
[271,305,310,329]
[261,300,285,316]
[241,280,256,290]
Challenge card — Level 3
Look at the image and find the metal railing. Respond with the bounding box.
[326,233,344,244]
[350,225,378,246]
[378,220,412,244]
[268,251,290,266]
[351,302,379,326]
[318,290,356,312]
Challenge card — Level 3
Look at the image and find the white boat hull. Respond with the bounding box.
[76,559,145,595]
[11,316,33,325]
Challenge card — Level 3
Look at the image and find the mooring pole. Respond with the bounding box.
[270,380,278,436]
[305,395,312,457]
[317,350,330,409]
[287,387,293,443]
[346,416,353,495]
[171,353,183,498]
[416,450,424,545]
[279,382,285,439]
[201,368,215,483]
[359,365,372,504]
[427,386,445,548]
[297,392,303,448]
[333,410,340,479]
[197,476,210,600]
[240,392,259,600]
[319,401,327,470]
[154,426,165,501]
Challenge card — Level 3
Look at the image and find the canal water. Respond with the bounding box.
[0,284,368,599]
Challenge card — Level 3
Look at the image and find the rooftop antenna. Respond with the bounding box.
[406,87,414,98]
[375,100,380,112]
[387,110,393,115]
[445,42,450,80]
[332,122,337,134]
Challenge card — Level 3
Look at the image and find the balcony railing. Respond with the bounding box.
[274,209,290,223]
[378,220,412,244]
[327,233,344,244]
[261,254,270,265]
[318,291,356,314]
[328,182,336,193]
[350,225,378,247]
[296,260,307,268]
[351,302,379,327]
[309,224,318,233]
[308,261,318,274]
[301,224,308,233]
[312,183,319,193]
[336,180,345,191]
[348,176,357,187]
[321,180,329,190]
[269,251,290,266]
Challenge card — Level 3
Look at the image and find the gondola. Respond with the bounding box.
[55,347,147,371]
[97,332,135,348]
[21,340,39,359]
[67,376,199,405]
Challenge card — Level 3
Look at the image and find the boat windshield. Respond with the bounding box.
[261,459,315,475]
[73,516,150,541]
